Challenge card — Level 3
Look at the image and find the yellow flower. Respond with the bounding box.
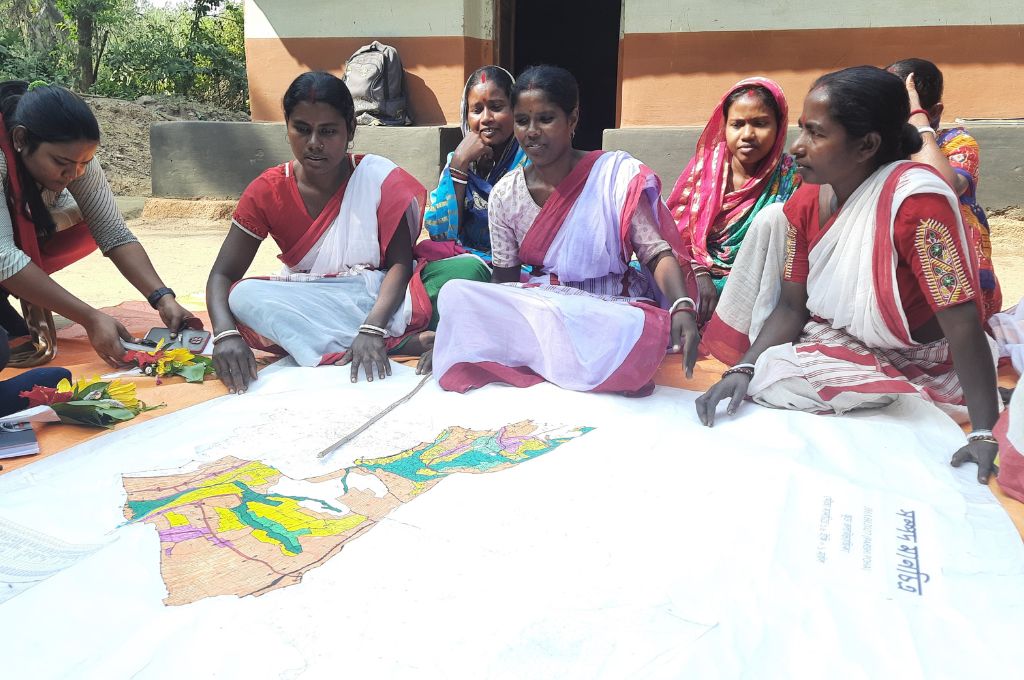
[156,348,196,375]
[63,376,104,398]
[106,380,140,410]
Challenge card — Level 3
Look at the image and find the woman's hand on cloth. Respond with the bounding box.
[156,295,198,334]
[338,332,392,383]
[451,131,493,170]
[213,336,258,394]
[694,372,751,427]
[950,439,999,485]
[693,273,719,324]
[415,330,435,376]
[669,311,701,379]
[85,311,134,368]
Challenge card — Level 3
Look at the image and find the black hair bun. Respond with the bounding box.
[898,121,924,157]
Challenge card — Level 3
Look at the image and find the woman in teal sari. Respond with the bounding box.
[667,78,800,322]
[423,66,527,261]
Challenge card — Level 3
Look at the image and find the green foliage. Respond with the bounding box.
[0,0,248,111]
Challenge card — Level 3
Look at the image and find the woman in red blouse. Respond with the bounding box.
[696,66,1000,484]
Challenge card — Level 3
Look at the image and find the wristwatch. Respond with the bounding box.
[147,286,175,309]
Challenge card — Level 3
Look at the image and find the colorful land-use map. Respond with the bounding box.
[122,420,591,605]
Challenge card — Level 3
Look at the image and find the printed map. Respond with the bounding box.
[123,420,591,605]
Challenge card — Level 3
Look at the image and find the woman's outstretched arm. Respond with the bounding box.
[695,281,808,426]
[206,225,261,393]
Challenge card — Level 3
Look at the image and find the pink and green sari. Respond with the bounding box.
[667,77,800,292]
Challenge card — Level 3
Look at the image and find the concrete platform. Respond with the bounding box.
[151,121,461,199]
[604,123,1024,209]
[150,119,1022,210]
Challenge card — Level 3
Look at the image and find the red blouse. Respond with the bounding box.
[782,183,978,332]
[232,158,355,253]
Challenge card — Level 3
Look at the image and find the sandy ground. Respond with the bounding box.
[50,217,282,313]
[51,213,1024,317]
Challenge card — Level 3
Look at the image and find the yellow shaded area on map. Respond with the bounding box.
[511,438,549,460]
[419,430,485,466]
[137,461,280,518]
[165,511,189,527]
[214,506,246,532]
[248,498,368,537]
[252,529,299,556]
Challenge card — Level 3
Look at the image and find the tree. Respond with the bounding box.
[55,0,128,89]
[3,0,68,61]
[182,0,224,95]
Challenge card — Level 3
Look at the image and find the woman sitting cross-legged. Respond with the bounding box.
[666,78,800,322]
[429,65,700,395]
[696,66,1001,484]
[207,71,482,392]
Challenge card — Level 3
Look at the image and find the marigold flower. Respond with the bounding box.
[106,380,140,410]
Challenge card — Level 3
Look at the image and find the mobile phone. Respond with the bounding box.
[144,328,213,354]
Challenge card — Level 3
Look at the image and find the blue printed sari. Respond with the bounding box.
[424,141,527,260]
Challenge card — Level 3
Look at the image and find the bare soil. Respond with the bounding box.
[50,217,281,312]
[84,94,249,197]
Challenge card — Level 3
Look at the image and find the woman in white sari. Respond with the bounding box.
[431,66,700,395]
[206,72,482,392]
[696,66,1001,484]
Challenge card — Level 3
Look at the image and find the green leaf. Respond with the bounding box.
[98,407,136,421]
[51,403,114,428]
[178,362,208,383]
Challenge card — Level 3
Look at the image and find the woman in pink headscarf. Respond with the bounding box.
[667,78,800,322]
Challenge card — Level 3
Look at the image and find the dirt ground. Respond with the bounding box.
[51,217,281,313]
[51,212,1024,317]
[85,95,249,196]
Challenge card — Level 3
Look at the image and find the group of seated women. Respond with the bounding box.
[0,59,1002,485]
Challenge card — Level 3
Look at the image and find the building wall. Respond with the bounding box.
[244,0,494,124]
[618,0,1024,126]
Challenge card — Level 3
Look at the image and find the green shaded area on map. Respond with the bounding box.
[122,421,592,605]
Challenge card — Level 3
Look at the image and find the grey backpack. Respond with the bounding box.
[342,41,412,126]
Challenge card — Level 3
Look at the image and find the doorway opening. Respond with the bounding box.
[497,0,622,151]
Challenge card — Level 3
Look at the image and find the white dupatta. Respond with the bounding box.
[806,162,967,349]
[540,151,639,282]
[289,155,420,277]
[281,154,419,336]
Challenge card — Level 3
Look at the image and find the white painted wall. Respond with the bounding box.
[623,0,1024,34]
[245,0,493,40]
[465,0,494,41]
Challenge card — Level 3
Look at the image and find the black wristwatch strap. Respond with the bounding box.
[147,286,175,309]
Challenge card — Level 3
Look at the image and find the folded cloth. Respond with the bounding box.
[996,384,1024,503]
[989,298,1024,375]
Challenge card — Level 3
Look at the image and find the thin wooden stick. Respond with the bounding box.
[317,372,433,460]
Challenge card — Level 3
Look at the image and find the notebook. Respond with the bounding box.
[0,422,39,460]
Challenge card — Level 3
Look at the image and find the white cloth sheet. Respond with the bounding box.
[0,365,1022,678]
[989,298,1024,376]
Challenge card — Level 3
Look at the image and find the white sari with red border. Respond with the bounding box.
[707,161,995,420]
[433,150,693,395]
[228,155,431,366]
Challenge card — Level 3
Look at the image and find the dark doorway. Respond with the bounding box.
[507,0,621,151]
